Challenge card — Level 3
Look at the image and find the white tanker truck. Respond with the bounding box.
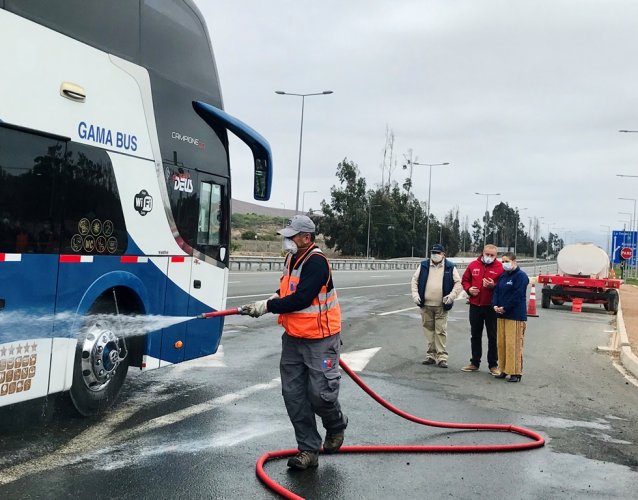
[538,243,622,314]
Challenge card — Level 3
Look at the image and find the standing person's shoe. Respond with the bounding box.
[489,367,501,376]
[323,431,345,454]
[461,364,479,372]
[422,358,436,365]
[494,372,507,379]
[438,360,448,368]
[508,375,521,383]
[287,451,319,469]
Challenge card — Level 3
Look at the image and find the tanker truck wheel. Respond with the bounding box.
[541,288,551,309]
[69,296,129,416]
[606,289,619,314]
[550,286,565,306]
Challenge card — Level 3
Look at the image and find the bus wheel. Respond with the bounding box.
[70,304,129,416]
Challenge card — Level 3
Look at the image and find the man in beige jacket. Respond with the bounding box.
[410,244,463,368]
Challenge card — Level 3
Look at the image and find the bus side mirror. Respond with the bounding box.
[193,101,272,201]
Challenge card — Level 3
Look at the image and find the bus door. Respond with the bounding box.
[185,173,229,361]
[0,125,64,404]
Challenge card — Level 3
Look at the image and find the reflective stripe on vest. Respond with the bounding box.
[278,246,341,339]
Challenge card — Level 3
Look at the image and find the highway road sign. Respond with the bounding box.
[612,230,637,265]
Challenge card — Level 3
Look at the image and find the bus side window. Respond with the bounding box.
[0,126,64,254]
[59,143,127,255]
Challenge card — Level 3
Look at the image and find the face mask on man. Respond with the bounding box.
[482,255,495,264]
[502,261,513,271]
[431,253,443,263]
[283,238,298,254]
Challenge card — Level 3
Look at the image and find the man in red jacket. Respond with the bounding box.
[461,244,504,374]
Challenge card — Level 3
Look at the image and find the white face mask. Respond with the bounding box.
[431,253,443,263]
[283,238,298,255]
[482,255,495,264]
[502,261,513,271]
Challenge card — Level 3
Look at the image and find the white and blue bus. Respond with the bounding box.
[0,0,272,415]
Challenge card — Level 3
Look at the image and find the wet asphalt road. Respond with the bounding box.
[1,266,638,499]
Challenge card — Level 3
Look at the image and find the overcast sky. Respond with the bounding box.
[199,0,638,249]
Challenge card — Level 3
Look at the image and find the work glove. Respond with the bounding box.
[242,299,269,318]
[443,294,454,305]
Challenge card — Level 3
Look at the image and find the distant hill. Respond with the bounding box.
[230,198,295,218]
[232,198,297,218]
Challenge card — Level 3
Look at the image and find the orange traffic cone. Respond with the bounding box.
[527,285,539,317]
[571,298,583,313]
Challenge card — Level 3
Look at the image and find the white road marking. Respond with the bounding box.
[612,361,638,387]
[375,306,418,316]
[228,281,241,284]
[339,282,409,291]
[119,378,282,439]
[341,347,381,372]
[227,282,410,299]
[228,292,274,299]
[0,378,281,485]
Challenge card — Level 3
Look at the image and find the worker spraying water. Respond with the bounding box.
[234,215,347,470]
[197,216,546,500]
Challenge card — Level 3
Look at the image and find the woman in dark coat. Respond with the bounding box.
[492,252,529,382]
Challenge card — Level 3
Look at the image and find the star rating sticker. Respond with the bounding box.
[31,342,37,351]
[0,346,6,356]
[23,344,30,353]
[9,345,15,355]
[16,344,23,354]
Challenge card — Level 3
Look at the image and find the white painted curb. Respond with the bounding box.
[616,298,638,379]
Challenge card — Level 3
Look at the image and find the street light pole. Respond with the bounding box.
[302,190,318,214]
[600,225,611,257]
[514,207,527,255]
[275,90,333,213]
[366,197,372,259]
[619,197,637,278]
[475,192,501,248]
[403,160,450,256]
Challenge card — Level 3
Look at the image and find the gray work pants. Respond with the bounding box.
[280,332,347,453]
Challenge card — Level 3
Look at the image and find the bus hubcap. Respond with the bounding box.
[80,322,124,391]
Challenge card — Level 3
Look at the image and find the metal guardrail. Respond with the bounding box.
[229,256,556,274]
[228,256,424,272]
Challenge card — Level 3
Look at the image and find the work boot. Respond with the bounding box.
[323,431,345,454]
[438,360,448,368]
[461,364,479,372]
[287,451,319,470]
[422,358,436,365]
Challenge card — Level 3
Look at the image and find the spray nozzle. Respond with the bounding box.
[196,307,243,319]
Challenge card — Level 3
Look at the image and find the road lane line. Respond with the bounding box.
[341,347,381,372]
[228,282,410,299]
[375,306,419,316]
[0,378,281,485]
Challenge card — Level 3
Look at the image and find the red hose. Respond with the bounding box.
[256,359,545,499]
[197,307,242,319]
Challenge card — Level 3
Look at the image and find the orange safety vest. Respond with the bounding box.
[278,245,341,339]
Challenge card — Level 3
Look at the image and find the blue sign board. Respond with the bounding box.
[612,230,637,265]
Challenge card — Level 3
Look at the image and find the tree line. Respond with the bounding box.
[314,159,563,259]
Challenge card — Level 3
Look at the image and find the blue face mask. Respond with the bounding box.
[502,262,513,271]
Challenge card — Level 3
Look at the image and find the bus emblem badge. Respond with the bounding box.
[134,189,153,216]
